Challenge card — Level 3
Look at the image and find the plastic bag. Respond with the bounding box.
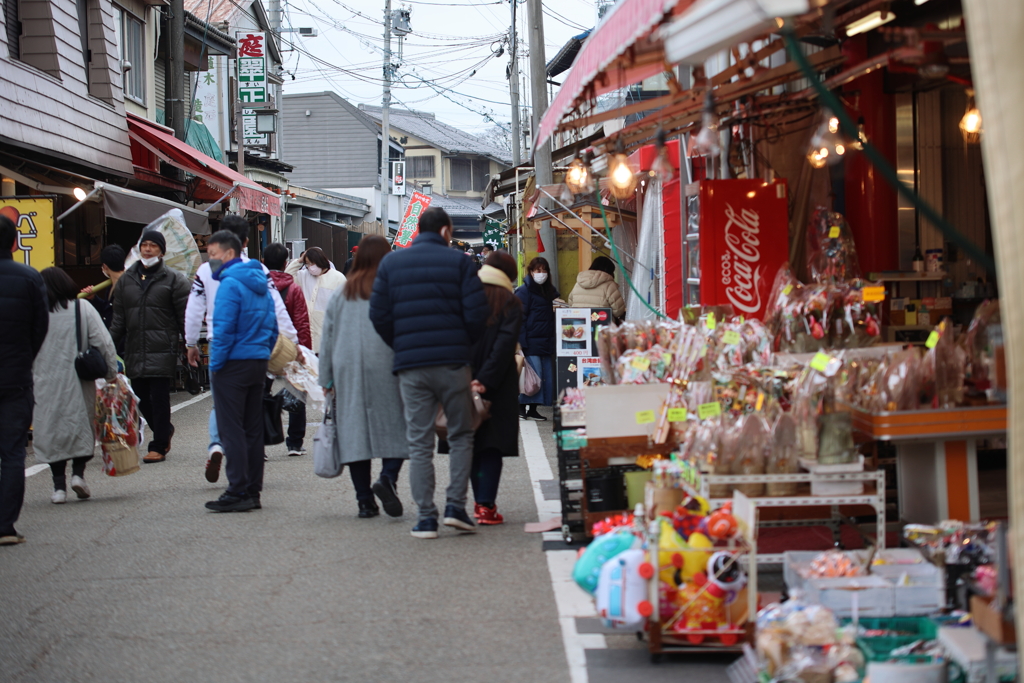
[124,209,202,281]
[282,345,325,411]
[731,414,768,497]
[94,374,146,477]
[312,398,342,478]
[806,207,861,284]
[519,356,541,395]
[767,413,800,496]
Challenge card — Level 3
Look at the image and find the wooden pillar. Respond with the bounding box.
[961,0,1024,647]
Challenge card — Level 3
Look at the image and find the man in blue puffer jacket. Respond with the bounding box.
[205,230,278,513]
[370,207,489,539]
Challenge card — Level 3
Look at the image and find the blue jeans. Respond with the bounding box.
[0,387,33,536]
[208,373,220,451]
[519,355,554,406]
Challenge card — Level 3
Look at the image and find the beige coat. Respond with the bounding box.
[285,259,346,354]
[567,270,626,319]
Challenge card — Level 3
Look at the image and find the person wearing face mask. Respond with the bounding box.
[515,256,559,420]
[285,246,345,354]
[110,231,191,464]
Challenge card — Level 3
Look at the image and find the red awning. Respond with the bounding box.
[534,0,686,151]
[126,114,281,216]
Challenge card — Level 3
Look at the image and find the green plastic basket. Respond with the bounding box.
[851,617,939,662]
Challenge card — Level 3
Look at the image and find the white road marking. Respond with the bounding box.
[25,464,49,477]
[521,420,606,683]
[170,391,212,413]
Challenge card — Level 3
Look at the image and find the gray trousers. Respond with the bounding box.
[398,364,475,521]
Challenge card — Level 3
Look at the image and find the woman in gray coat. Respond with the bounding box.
[35,268,118,504]
[320,236,406,519]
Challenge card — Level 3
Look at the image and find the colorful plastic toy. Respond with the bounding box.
[573,530,640,595]
[595,548,655,629]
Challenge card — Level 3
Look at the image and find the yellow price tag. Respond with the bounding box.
[863,286,885,303]
[667,407,687,422]
[722,330,741,345]
[828,226,841,238]
[631,357,651,371]
[662,353,673,365]
[782,284,793,296]
[925,331,940,349]
[698,402,722,420]
[706,312,716,330]
[635,410,656,425]
[810,352,832,373]
[755,392,765,412]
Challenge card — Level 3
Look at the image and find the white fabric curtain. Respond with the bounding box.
[626,179,664,321]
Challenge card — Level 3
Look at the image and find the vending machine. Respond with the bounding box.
[684,179,790,321]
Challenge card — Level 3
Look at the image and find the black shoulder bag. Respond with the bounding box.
[75,301,109,381]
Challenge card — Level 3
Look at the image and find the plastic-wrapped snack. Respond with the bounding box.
[741,318,773,365]
[731,414,768,497]
[596,324,619,385]
[834,280,881,348]
[806,207,861,284]
[931,320,966,408]
[801,284,832,351]
[711,416,738,498]
[880,347,924,411]
[616,349,652,384]
[962,299,1000,392]
[791,366,829,459]
[711,320,745,370]
[767,413,800,496]
[801,550,863,579]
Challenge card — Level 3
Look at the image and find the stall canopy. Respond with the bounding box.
[98,182,210,234]
[126,114,281,216]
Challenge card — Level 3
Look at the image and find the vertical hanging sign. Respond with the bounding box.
[393,191,432,248]
[236,32,268,146]
[392,160,406,196]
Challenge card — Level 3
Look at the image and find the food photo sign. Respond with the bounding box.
[555,307,613,392]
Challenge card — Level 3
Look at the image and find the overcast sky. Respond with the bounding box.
[276,0,597,134]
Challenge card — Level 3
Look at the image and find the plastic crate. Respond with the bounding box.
[868,549,945,616]
[854,617,939,661]
[803,575,894,617]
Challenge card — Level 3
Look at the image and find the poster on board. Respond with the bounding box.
[554,307,613,394]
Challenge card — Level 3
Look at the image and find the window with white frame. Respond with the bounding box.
[112,5,145,103]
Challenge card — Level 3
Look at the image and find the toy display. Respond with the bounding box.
[594,548,655,629]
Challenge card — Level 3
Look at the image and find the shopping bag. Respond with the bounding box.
[515,346,525,377]
[519,357,541,396]
[264,391,285,445]
[267,334,298,375]
[100,441,140,477]
[435,393,491,440]
[313,399,343,478]
[95,374,146,477]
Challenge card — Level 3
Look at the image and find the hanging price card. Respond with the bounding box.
[722,330,741,345]
[828,226,841,238]
[925,331,940,349]
[635,410,656,425]
[631,357,651,371]
[810,352,832,373]
[755,392,765,412]
[706,312,716,330]
[862,286,886,302]
[667,408,687,422]
[697,402,722,420]
[782,284,793,296]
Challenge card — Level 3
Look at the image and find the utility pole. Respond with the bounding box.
[526,0,557,286]
[167,0,186,142]
[379,0,393,235]
[508,0,521,166]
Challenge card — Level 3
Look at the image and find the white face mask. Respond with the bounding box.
[532,272,549,285]
[307,264,323,277]
[141,256,160,268]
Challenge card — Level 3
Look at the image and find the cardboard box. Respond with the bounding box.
[644,481,684,519]
[970,595,1017,645]
[584,384,670,439]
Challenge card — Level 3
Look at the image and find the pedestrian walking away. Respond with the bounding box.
[34,268,118,504]
[0,214,49,546]
[263,242,312,457]
[320,235,406,519]
[204,230,278,513]
[342,245,357,276]
[285,246,345,354]
[185,215,298,481]
[516,256,559,420]
[370,206,489,539]
[109,230,190,464]
[567,256,627,322]
[469,251,523,525]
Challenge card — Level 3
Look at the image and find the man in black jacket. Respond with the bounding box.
[0,214,49,546]
[110,231,190,464]
[370,207,489,539]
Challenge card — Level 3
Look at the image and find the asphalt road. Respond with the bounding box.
[1,388,569,683]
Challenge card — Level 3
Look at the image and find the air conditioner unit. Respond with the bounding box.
[298,27,318,37]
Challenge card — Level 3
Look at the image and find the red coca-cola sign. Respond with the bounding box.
[698,179,789,321]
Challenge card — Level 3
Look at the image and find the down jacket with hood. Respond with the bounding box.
[268,270,311,349]
[567,270,627,320]
[110,260,190,379]
[210,259,278,372]
[515,274,559,356]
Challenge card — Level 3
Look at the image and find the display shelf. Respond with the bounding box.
[868,272,946,282]
[844,404,1007,441]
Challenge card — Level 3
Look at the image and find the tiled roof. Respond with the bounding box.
[184,0,243,26]
[416,192,503,219]
[359,105,511,165]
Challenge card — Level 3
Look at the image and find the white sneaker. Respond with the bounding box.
[51,489,67,504]
[287,448,305,457]
[71,475,91,499]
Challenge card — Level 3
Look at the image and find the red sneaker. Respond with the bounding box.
[474,503,504,525]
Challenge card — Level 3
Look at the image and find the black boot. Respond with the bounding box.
[519,404,527,420]
[525,404,547,421]
[357,499,380,518]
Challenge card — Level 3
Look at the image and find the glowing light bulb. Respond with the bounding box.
[73,187,88,201]
[835,144,846,156]
[961,109,982,134]
[828,117,840,134]
[807,148,829,169]
[607,153,637,200]
[564,157,593,194]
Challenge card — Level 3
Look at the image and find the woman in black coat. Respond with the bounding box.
[515,256,558,420]
[469,251,523,525]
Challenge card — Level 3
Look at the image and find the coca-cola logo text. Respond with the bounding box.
[721,202,764,315]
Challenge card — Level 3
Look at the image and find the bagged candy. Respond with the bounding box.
[806,207,861,284]
[767,413,800,496]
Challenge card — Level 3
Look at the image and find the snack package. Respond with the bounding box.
[95,374,147,477]
[962,300,1000,394]
[833,280,881,348]
[880,347,924,411]
[931,319,965,408]
[731,414,768,497]
[806,207,861,284]
[767,413,800,496]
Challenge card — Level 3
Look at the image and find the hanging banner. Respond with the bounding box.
[482,219,506,250]
[393,191,432,248]
[392,161,406,197]
[235,31,268,146]
[0,196,56,271]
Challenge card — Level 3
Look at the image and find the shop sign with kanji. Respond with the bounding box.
[394,192,432,248]
[236,32,268,145]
